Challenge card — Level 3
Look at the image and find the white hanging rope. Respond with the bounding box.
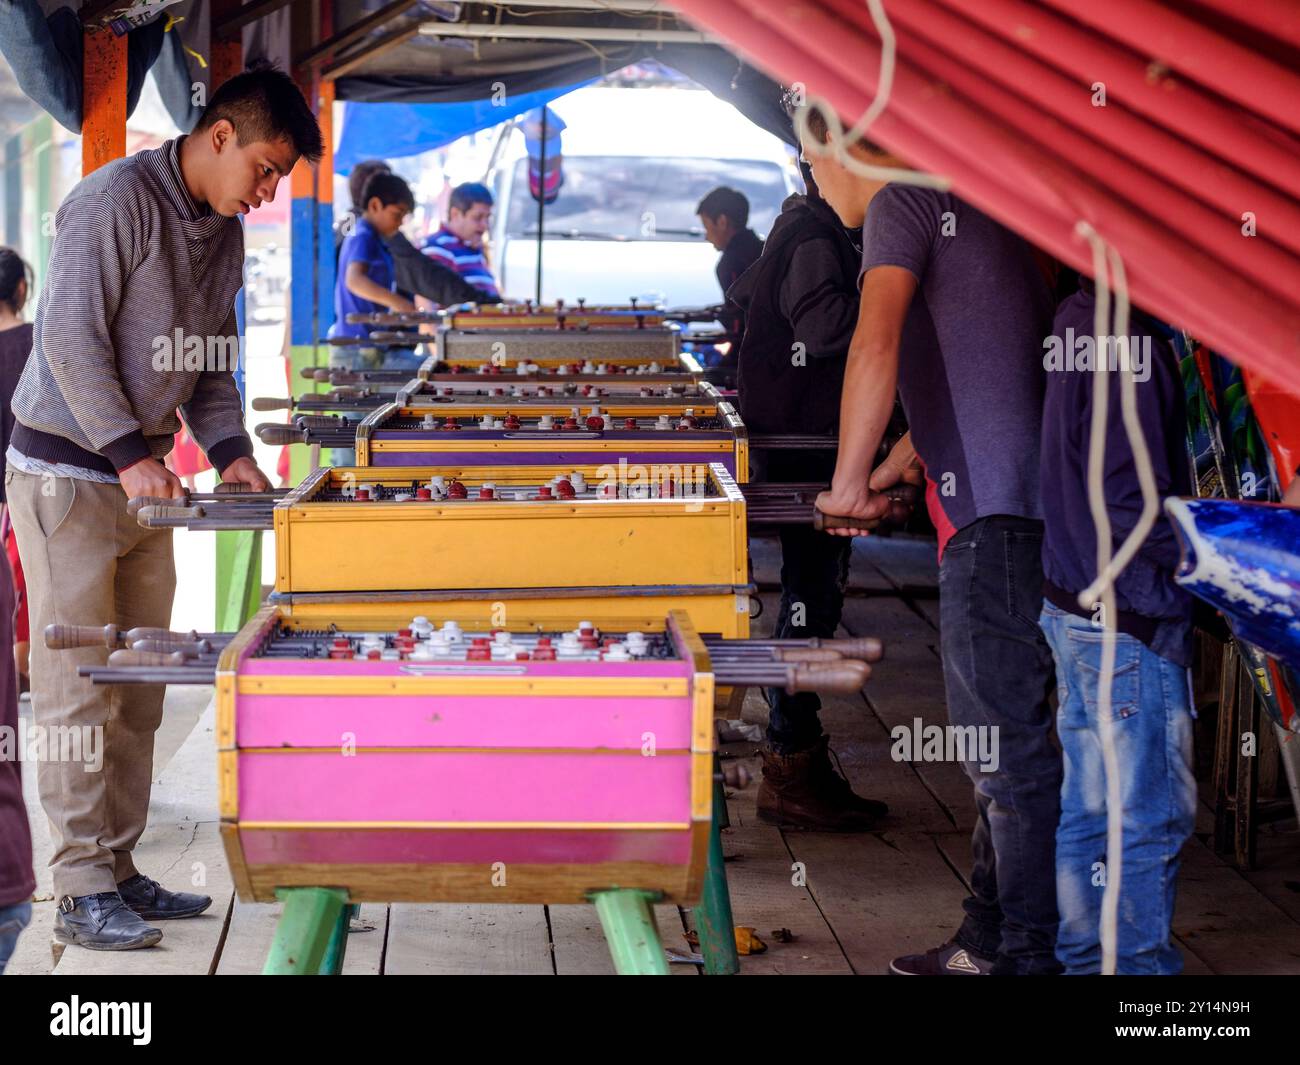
[1073,221,1163,975]
[793,0,950,190]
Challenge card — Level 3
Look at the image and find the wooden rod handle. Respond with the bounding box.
[251,396,293,411]
[821,636,885,663]
[788,660,870,694]
[125,627,206,643]
[126,494,189,517]
[44,623,119,650]
[256,423,306,445]
[136,504,204,527]
[770,647,845,663]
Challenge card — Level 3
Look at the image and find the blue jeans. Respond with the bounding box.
[0,901,32,974]
[940,516,1062,974]
[1039,603,1196,975]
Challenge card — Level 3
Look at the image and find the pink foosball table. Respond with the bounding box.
[59,601,878,973]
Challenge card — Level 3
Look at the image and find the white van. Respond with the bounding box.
[485,86,800,308]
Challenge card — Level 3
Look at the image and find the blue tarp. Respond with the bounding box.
[334,80,594,175]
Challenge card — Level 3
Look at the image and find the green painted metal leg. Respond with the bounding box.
[316,902,357,975]
[695,759,740,975]
[264,888,349,975]
[215,530,263,631]
[591,889,670,975]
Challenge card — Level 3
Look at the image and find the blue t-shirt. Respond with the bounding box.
[330,217,395,339]
[860,185,1053,534]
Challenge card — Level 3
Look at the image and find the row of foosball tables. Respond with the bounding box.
[51,306,892,975]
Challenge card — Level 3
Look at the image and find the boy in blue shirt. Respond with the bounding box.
[330,171,419,371]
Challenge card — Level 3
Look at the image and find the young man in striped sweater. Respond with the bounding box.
[6,67,321,951]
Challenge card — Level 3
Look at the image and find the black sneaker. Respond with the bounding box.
[889,940,994,975]
[117,874,212,920]
[53,893,163,951]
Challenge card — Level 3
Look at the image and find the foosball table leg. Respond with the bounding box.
[263,888,351,975]
[590,889,670,975]
[694,759,740,975]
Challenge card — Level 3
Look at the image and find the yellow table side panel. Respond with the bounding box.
[276,508,745,593]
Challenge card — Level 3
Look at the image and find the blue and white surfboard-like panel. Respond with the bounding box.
[1165,497,1300,671]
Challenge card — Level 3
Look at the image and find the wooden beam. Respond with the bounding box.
[321,24,419,82]
[297,0,418,69]
[214,0,297,41]
[82,27,126,175]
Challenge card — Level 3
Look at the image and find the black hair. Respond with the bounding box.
[360,171,414,212]
[193,63,324,165]
[0,247,32,313]
[449,182,493,214]
[349,159,392,212]
[696,186,750,227]
[783,88,883,154]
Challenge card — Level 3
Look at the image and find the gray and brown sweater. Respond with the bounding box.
[11,137,253,476]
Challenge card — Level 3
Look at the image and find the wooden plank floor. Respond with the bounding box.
[12,536,1299,975]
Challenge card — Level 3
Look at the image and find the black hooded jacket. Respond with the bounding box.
[727,193,860,439]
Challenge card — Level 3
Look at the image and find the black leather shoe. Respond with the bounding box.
[53,893,163,951]
[117,874,213,920]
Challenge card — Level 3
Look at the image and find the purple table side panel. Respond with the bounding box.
[370,448,737,476]
[237,751,692,823]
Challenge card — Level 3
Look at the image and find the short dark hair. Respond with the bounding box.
[194,64,323,165]
[360,171,414,212]
[449,182,493,214]
[0,247,31,312]
[349,160,391,211]
[696,187,749,227]
[783,88,883,154]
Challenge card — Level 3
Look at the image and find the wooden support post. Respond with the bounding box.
[82,28,127,176]
[289,4,324,486]
[264,888,349,975]
[591,889,670,976]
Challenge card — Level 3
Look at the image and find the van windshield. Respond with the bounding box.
[505,156,790,241]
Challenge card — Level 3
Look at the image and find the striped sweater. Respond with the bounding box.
[11,137,253,476]
[421,226,500,300]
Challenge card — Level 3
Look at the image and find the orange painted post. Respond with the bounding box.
[82,28,127,175]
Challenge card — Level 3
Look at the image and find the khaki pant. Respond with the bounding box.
[5,466,175,899]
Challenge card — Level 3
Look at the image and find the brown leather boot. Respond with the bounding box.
[756,735,888,831]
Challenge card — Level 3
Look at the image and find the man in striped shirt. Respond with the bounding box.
[5,68,322,952]
[421,182,501,300]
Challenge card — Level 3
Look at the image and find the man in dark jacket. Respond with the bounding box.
[727,182,887,831]
[698,186,763,342]
[1038,280,1196,974]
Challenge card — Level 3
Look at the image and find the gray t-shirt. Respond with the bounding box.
[860,185,1052,534]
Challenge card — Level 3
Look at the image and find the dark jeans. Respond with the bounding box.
[764,524,852,753]
[939,515,1062,975]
